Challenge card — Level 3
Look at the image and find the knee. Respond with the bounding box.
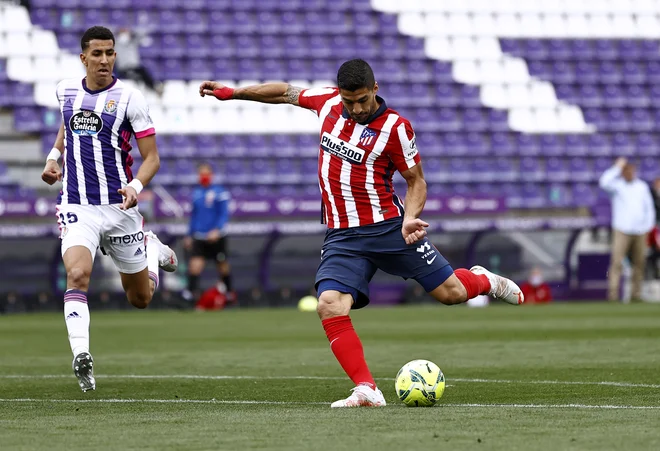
[67,267,91,289]
[127,290,152,309]
[431,283,467,306]
[317,291,350,320]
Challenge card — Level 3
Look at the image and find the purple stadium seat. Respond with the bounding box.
[406,61,432,83]
[280,12,306,34]
[260,59,288,80]
[640,40,660,60]
[244,135,270,158]
[284,59,311,80]
[575,61,599,84]
[639,157,660,181]
[296,135,318,155]
[460,85,482,108]
[184,34,211,59]
[57,32,80,53]
[606,108,630,132]
[611,133,636,157]
[546,158,570,182]
[182,11,208,34]
[524,39,548,60]
[0,82,11,107]
[629,109,654,132]
[571,40,594,60]
[520,157,544,181]
[436,133,465,157]
[181,0,205,10]
[517,134,540,156]
[160,34,185,58]
[352,12,379,35]
[0,60,9,81]
[465,132,489,156]
[431,61,454,83]
[594,40,618,60]
[634,133,658,157]
[310,59,337,80]
[527,61,552,80]
[161,58,184,80]
[32,8,58,29]
[599,62,622,84]
[569,157,592,182]
[448,158,471,182]
[554,84,577,104]
[14,107,44,133]
[499,39,521,56]
[10,82,34,107]
[645,61,660,83]
[380,35,404,59]
[434,84,459,107]
[462,108,487,132]
[167,135,196,158]
[625,85,650,108]
[185,58,213,81]
[230,0,258,11]
[194,135,221,158]
[271,135,297,157]
[259,35,284,59]
[301,159,318,182]
[487,110,509,132]
[548,40,572,60]
[572,183,597,207]
[220,135,248,157]
[582,108,606,130]
[522,183,547,208]
[275,160,301,183]
[618,40,641,60]
[539,134,564,157]
[547,183,572,207]
[579,85,604,108]
[232,11,258,33]
[551,61,576,84]
[404,37,426,60]
[586,134,611,157]
[601,85,626,108]
[225,160,251,184]
[308,35,333,59]
[432,108,459,132]
[621,61,646,84]
[491,132,516,156]
[564,135,588,157]
[409,84,433,108]
[237,59,261,80]
[282,35,309,59]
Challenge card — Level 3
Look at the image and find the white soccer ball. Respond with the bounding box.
[394,359,445,407]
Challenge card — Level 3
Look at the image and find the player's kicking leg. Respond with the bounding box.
[426,266,524,306]
[116,231,178,309]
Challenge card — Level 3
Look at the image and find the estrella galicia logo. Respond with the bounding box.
[69,110,103,136]
[359,128,377,146]
[108,231,144,246]
[320,132,366,165]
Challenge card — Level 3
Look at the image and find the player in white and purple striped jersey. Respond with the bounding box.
[40,26,178,393]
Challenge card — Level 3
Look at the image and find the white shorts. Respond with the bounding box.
[57,203,148,274]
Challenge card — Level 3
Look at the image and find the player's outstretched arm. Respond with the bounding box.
[400,164,429,245]
[118,135,160,210]
[41,122,64,185]
[199,81,303,106]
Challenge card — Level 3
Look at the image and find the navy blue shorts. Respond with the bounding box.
[315,217,454,309]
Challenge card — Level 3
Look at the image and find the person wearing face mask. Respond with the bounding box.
[599,157,657,302]
[113,27,163,95]
[182,163,233,304]
[520,268,553,304]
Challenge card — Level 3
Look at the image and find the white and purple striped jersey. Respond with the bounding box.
[56,77,155,205]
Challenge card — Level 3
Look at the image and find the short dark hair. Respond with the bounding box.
[337,59,375,91]
[81,26,115,51]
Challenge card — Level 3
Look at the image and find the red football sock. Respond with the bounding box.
[454,268,491,299]
[322,315,376,389]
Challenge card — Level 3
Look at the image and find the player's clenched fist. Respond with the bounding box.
[41,160,62,185]
[199,81,234,100]
[402,218,429,245]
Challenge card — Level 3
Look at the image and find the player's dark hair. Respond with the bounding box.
[337,59,375,91]
[81,26,115,51]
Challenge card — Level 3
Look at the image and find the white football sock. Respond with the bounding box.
[146,235,160,289]
[63,290,90,357]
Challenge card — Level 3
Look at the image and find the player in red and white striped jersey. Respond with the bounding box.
[199,59,524,407]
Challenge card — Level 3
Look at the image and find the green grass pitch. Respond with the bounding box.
[1,303,659,451]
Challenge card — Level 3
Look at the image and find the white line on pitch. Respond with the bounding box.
[0,398,657,410]
[0,374,658,389]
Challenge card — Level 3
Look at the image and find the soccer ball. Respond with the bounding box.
[395,359,445,407]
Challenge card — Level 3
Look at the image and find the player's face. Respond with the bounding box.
[81,40,116,88]
[339,84,379,124]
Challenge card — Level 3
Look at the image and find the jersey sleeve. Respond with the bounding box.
[389,119,421,173]
[126,89,155,138]
[298,87,339,115]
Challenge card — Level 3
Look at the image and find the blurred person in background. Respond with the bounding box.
[599,157,656,302]
[114,27,163,95]
[648,177,660,278]
[182,163,233,305]
[520,267,552,304]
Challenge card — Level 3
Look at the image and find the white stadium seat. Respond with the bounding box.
[530,81,558,108]
[507,84,532,108]
[479,84,508,109]
[452,60,480,84]
[5,32,30,58]
[494,14,522,38]
[424,37,453,61]
[541,14,568,38]
[33,82,59,108]
[0,32,8,58]
[7,56,34,83]
[398,13,425,37]
[508,108,535,133]
[534,108,561,133]
[30,30,59,57]
[471,13,498,37]
[33,57,60,82]
[162,81,188,107]
[56,54,85,80]
[635,14,660,38]
[1,5,32,32]
[564,14,591,38]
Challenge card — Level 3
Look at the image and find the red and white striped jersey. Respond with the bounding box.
[299,87,421,229]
